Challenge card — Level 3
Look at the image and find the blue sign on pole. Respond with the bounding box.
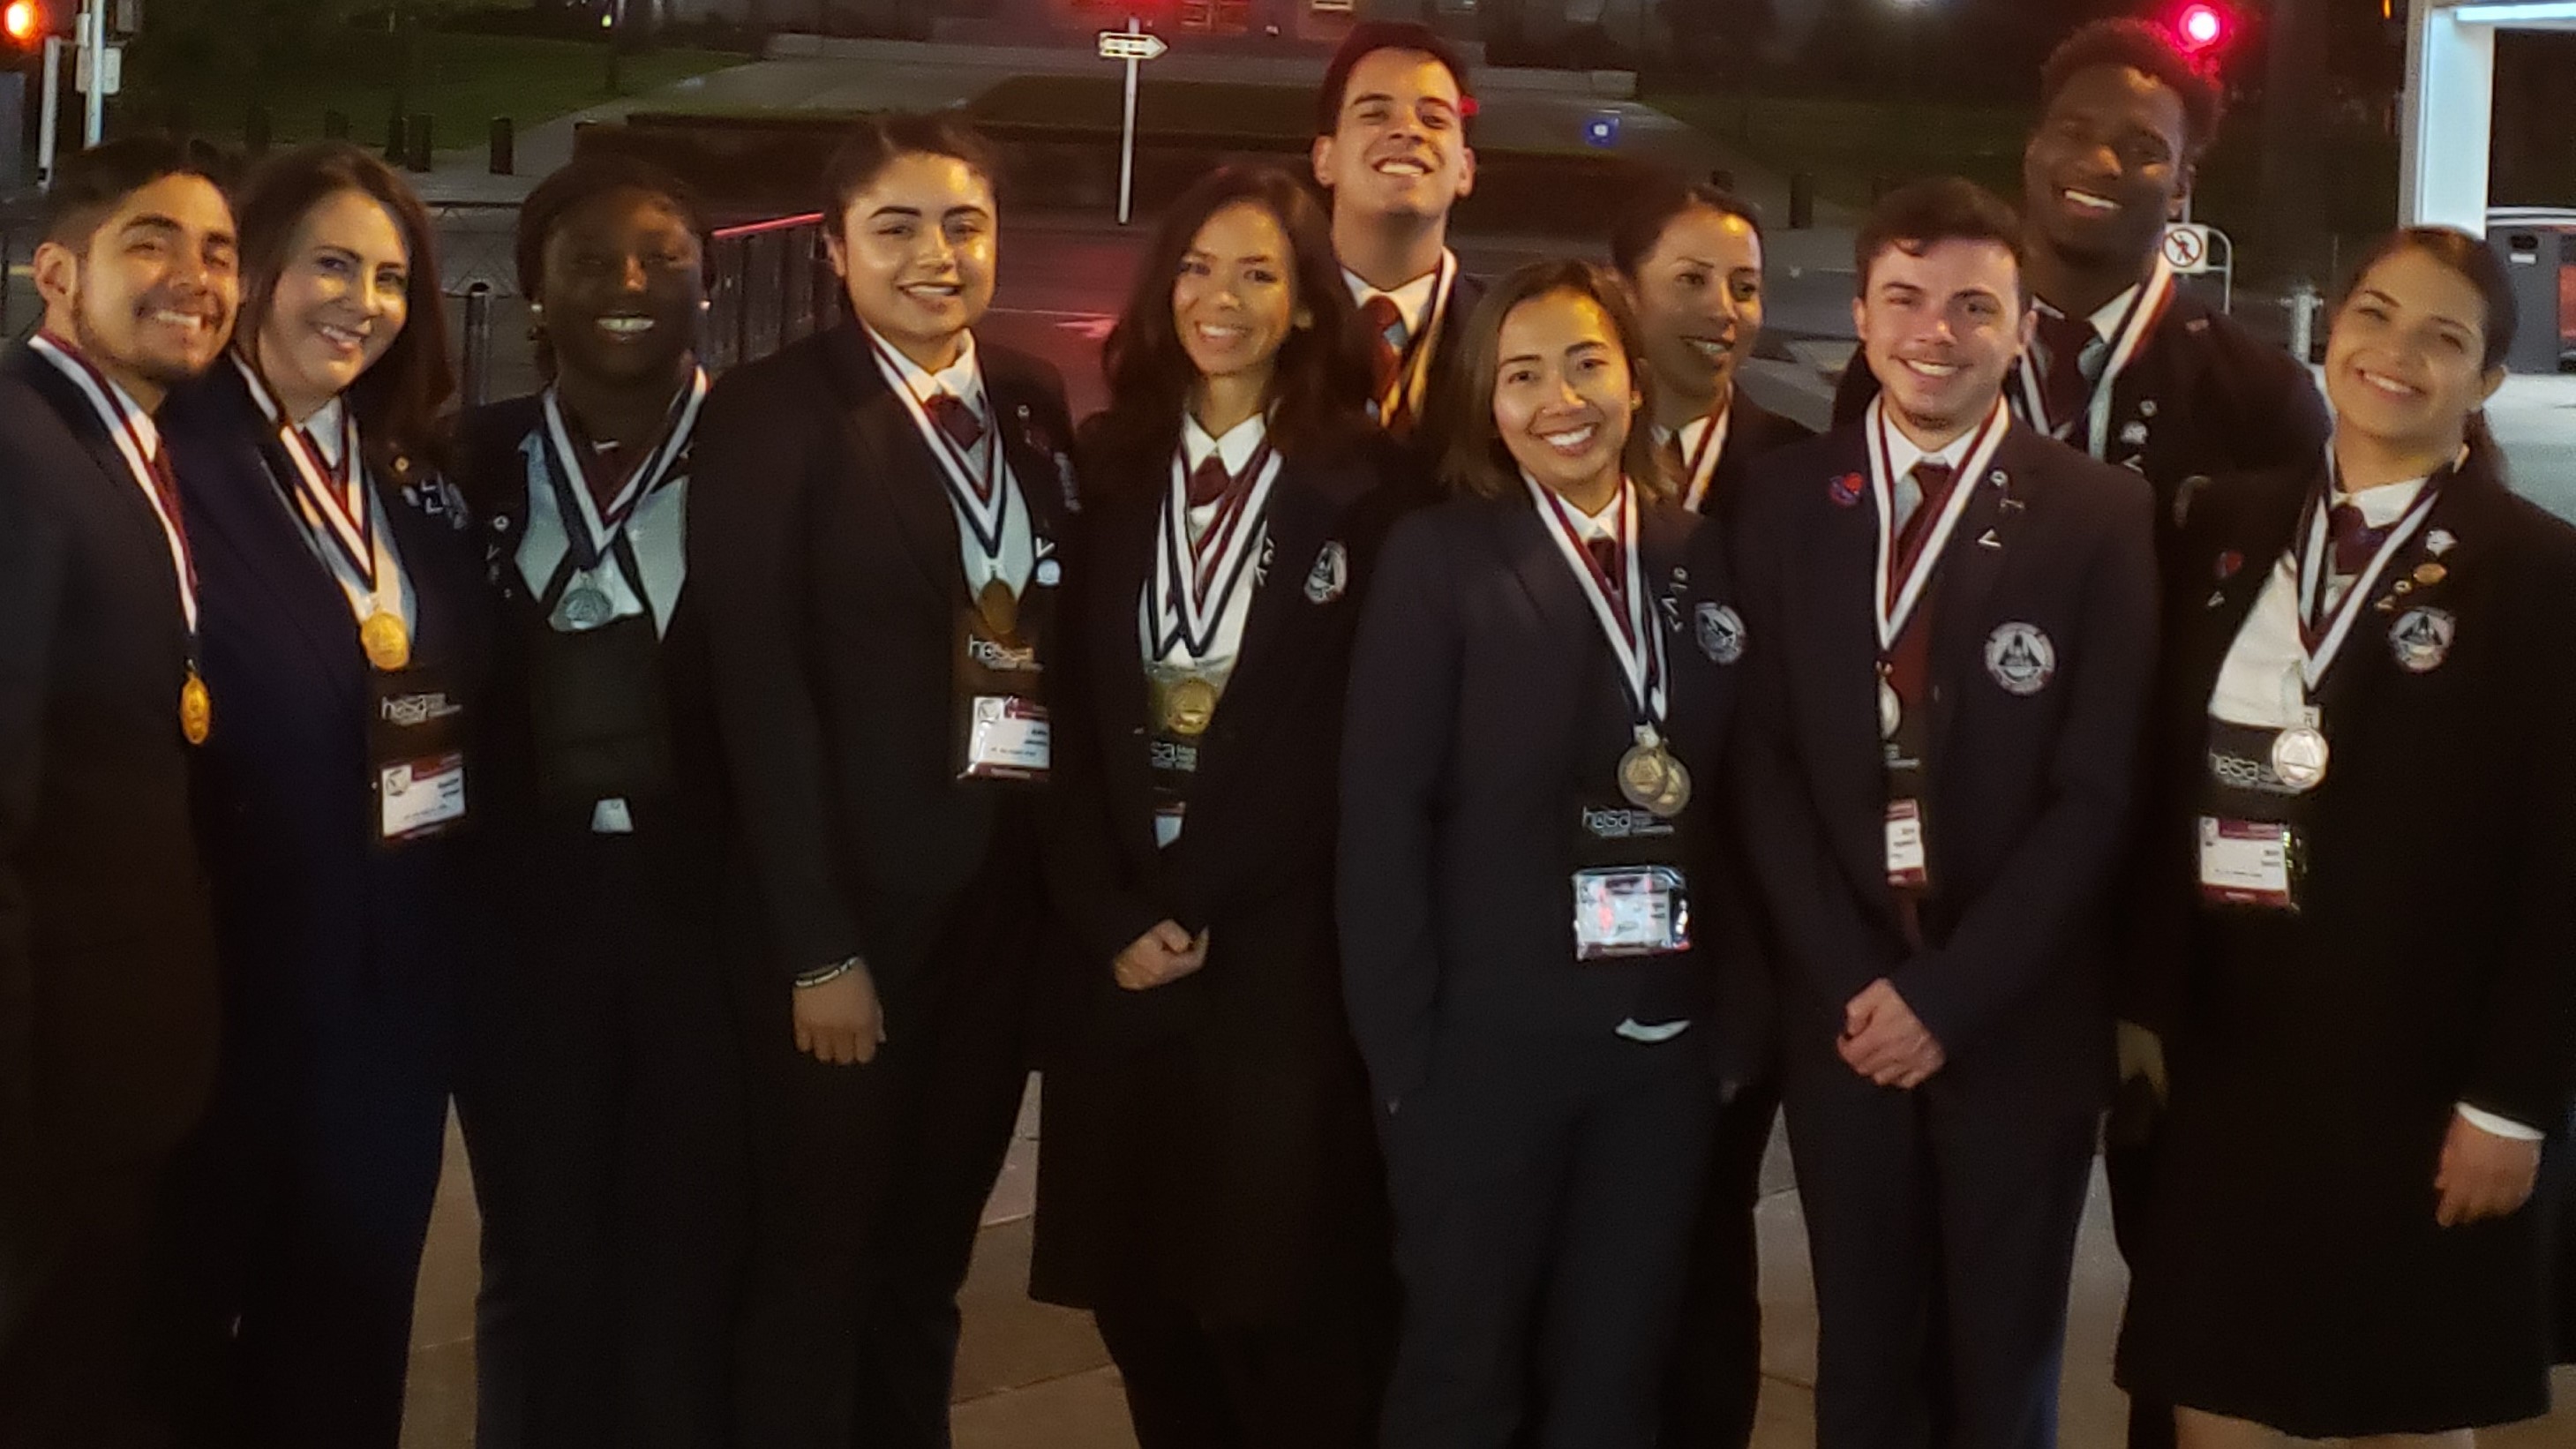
[1583,111,1622,148]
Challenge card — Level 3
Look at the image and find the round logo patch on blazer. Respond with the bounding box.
[1695,603,1746,665]
[2390,607,2456,673]
[1984,622,2056,695]
[1305,541,1349,604]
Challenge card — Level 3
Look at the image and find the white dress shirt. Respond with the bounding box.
[514,422,689,639]
[2206,473,2538,1140]
[1139,411,1273,681]
[1343,255,1451,348]
[282,394,417,638]
[1656,402,1734,514]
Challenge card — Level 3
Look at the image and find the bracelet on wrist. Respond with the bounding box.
[795,957,859,989]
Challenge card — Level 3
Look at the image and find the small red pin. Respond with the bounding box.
[1829,472,1864,507]
[2216,550,2243,580]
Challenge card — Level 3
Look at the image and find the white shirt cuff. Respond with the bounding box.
[2454,1103,2546,1141]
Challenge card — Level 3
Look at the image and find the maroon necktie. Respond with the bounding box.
[146,443,199,589]
[2034,310,2098,427]
[924,392,984,453]
[1894,462,1958,569]
[1186,454,1234,509]
[2327,503,2385,578]
[1360,295,1406,401]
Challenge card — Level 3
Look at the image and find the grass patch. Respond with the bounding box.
[121,31,747,146]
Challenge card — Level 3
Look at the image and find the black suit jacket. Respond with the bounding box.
[1833,290,2329,539]
[1033,420,1416,1318]
[0,345,220,1338]
[1338,488,1750,1107]
[1694,388,1816,537]
[689,324,1078,991]
[2124,447,2576,1130]
[1731,423,2158,1097]
[161,364,490,1030]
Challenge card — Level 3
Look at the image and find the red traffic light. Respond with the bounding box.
[2174,2,2229,51]
[3,0,43,43]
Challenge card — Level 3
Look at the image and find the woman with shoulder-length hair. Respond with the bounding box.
[1033,161,1413,1449]
[2116,226,2576,1449]
[1340,258,1757,1449]
[448,154,741,1449]
[157,139,487,1449]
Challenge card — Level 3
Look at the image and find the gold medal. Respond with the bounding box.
[180,671,213,746]
[976,578,1020,642]
[360,611,411,672]
[1160,675,1219,738]
[1617,741,1694,818]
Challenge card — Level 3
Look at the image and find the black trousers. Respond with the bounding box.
[1660,1074,1784,1449]
[2104,1083,2175,1449]
[458,826,747,1449]
[0,1160,184,1449]
[1783,1056,2096,1449]
[1379,1029,1716,1449]
[732,877,1035,1449]
[1093,1277,1391,1449]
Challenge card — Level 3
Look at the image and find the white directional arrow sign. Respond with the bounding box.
[1100,19,1167,226]
[1098,30,1168,60]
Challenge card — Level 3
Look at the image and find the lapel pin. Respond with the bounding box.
[2414,562,2447,587]
[2121,421,2149,447]
[2425,529,2456,557]
[1829,472,1863,507]
[2138,399,2159,417]
[1977,529,2002,550]
[2216,549,2242,580]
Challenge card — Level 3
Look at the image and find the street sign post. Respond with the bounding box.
[1098,19,1167,227]
[2161,221,2236,312]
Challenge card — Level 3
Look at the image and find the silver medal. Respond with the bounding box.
[2269,724,2330,793]
[557,584,612,632]
[1878,678,1902,740]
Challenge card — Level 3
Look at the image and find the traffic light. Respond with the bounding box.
[2173,2,2231,52]
[4,0,45,46]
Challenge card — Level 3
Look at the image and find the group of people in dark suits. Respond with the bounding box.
[3,14,2570,1449]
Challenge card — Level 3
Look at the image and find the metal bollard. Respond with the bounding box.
[386,112,407,163]
[1788,172,1814,231]
[405,114,433,174]
[2286,280,2324,364]
[489,117,514,176]
[460,283,493,409]
[324,109,349,141]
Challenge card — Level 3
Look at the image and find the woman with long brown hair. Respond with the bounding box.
[2116,227,2576,1448]
[1341,259,1754,1448]
[1033,161,1413,1448]
[157,140,487,1449]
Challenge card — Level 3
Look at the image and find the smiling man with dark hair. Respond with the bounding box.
[0,135,240,1446]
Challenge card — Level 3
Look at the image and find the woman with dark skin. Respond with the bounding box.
[1033,161,1410,1449]
[450,156,742,1449]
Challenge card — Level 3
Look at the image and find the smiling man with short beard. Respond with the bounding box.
[0,136,239,1447]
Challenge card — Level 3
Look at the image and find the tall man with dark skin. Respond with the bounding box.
[0,137,240,1447]
[1311,21,1484,444]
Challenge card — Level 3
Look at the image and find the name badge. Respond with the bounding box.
[1885,799,1928,889]
[963,695,1050,780]
[381,752,469,843]
[1572,865,1692,962]
[2198,815,2297,911]
[370,672,469,848]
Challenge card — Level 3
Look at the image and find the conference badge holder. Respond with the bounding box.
[371,665,469,847]
[953,591,1049,783]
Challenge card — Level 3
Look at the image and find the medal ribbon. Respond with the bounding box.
[2010,256,2177,458]
[30,333,199,634]
[1528,474,1668,737]
[235,357,406,632]
[867,329,1011,567]
[1868,395,2011,655]
[537,367,708,575]
[1371,252,1455,428]
[2291,445,2452,691]
[1148,436,1280,661]
[1677,401,1732,514]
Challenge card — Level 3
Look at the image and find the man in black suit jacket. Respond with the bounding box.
[1830,20,2327,538]
[1313,21,1485,446]
[0,138,239,1446]
[687,111,1081,1449]
[1731,180,2156,1449]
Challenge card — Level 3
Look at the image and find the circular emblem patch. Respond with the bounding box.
[1984,622,2056,696]
[2389,607,2455,673]
[1696,603,1746,665]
